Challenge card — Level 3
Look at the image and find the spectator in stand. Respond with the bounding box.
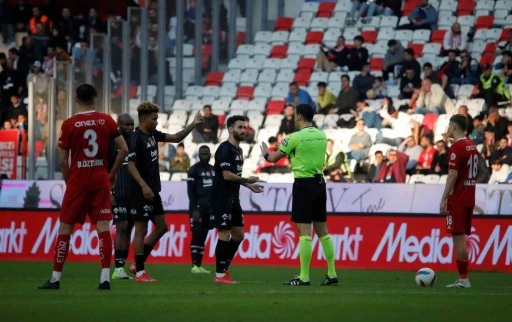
[399,0,437,31]
[398,136,423,172]
[415,134,436,174]
[13,0,32,33]
[367,150,384,183]
[423,62,455,99]
[401,49,421,78]
[442,50,462,85]
[73,40,89,64]
[336,75,359,115]
[324,139,351,181]
[56,7,74,47]
[19,36,36,64]
[499,51,512,84]
[352,99,382,129]
[316,82,337,114]
[148,7,157,25]
[443,22,467,55]
[278,104,296,137]
[193,105,218,144]
[244,119,256,144]
[348,36,369,72]
[507,121,512,147]
[258,137,290,174]
[487,107,509,140]
[186,0,197,22]
[55,44,70,62]
[475,64,511,107]
[42,46,55,77]
[170,143,191,174]
[375,149,409,183]
[347,119,372,161]
[491,137,512,165]
[15,114,27,130]
[87,8,105,33]
[353,63,375,99]
[317,36,350,72]
[458,105,474,136]
[365,0,402,22]
[367,76,387,99]
[2,120,13,130]
[0,58,24,101]
[481,127,497,161]
[6,95,27,121]
[452,50,481,85]
[477,154,491,183]
[506,171,512,184]
[399,66,421,100]
[471,115,485,144]
[8,48,30,81]
[286,81,315,107]
[488,160,511,184]
[29,6,53,35]
[431,140,449,175]
[377,105,417,146]
[348,0,368,23]
[413,78,455,115]
[0,0,14,46]
[383,40,404,81]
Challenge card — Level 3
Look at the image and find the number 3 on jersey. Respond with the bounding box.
[83,129,98,157]
[466,154,478,179]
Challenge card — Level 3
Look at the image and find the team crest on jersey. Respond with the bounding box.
[451,153,456,160]
[206,171,211,176]
[149,137,156,146]
[98,119,105,125]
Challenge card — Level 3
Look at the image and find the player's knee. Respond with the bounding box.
[96,220,110,233]
[217,229,231,241]
[58,222,74,235]
[156,223,168,235]
[116,222,128,235]
[231,231,244,242]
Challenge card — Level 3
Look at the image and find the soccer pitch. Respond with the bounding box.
[0,262,511,322]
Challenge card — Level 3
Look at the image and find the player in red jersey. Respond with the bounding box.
[440,114,478,288]
[39,84,128,290]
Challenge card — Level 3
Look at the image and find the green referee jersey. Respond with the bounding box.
[278,126,327,179]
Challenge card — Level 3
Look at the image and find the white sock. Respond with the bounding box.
[51,271,61,282]
[216,273,225,278]
[100,268,110,283]
[460,278,469,283]
[136,270,145,278]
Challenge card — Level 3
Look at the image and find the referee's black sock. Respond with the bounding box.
[114,250,124,268]
[215,239,230,275]
[142,243,155,263]
[225,238,241,271]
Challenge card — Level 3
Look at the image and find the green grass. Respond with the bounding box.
[0,262,511,322]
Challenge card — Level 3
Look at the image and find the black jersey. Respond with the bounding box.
[127,127,166,193]
[108,134,131,199]
[213,140,244,199]
[187,162,215,209]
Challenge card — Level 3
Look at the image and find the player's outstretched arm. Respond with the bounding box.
[222,170,259,184]
[440,169,458,215]
[260,142,287,163]
[164,111,203,143]
[59,148,70,184]
[109,135,129,185]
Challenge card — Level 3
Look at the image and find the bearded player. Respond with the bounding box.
[39,84,128,290]
[440,114,477,288]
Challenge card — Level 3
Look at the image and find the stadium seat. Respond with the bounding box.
[328,17,345,29]
[303,44,321,57]
[475,15,494,31]
[409,174,426,184]
[483,42,497,55]
[439,174,448,184]
[271,31,290,44]
[380,16,399,28]
[275,17,294,31]
[305,31,324,44]
[413,29,431,43]
[457,0,475,16]
[257,69,277,84]
[424,174,440,184]
[289,28,307,43]
[361,30,378,43]
[310,18,329,30]
[276,69,295,83]
[202,86,220,98]
[253,43,272,57]
[248,99,267,112]
[223,70,241,84]
[423,43,442,55]
[266,100,286,114]
[254,31,273,44]
[245,56,267,70]
[457,15,476,27]
[270,45,288,58]
[293,69,312,86]
[317,2,335,17]
[236,86,255,100]
[240,69,259,85]
[422,114,439,135]
[292,17,311,30]
[408,43,424,58]
[300,11,315,21]
[298,58,316,70]
[402,0,420,16]
[205,72,224,86]
[270,82,289,98]
[370,57,383,71]
[377,28,395,41]
[171,172,188,182]
[160,172,171,181]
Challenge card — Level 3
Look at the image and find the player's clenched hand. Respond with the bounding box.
[193,111,204,125]
[248,183,264,193]
[109,173,117,189]
[142,185,154,201]
[111,194,116,206]
[439,198,447,215]
[247,176,259,184]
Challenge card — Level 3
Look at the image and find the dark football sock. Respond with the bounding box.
[142,243,154,263]
[135,254,145,273]
[215,239,230,274]
[191,230,207,267]
[225,238,241,271]
[114,250,124,268]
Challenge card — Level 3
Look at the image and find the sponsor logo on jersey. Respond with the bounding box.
[98,119,105,125]
[75,120,97,127]
[99,209,110,214]
[450,153,456,160]
[220,162,230,167]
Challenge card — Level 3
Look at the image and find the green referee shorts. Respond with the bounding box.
[291,176,327,224]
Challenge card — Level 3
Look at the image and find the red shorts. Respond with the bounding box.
[446,204,473,235]
[60,187,112,225]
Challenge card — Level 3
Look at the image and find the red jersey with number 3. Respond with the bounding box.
[58,111,120,191]
[447,137,478,207]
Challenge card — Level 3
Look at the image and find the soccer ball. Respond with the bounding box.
[415,268,437,287]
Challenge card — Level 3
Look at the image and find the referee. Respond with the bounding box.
[260,104,338,286]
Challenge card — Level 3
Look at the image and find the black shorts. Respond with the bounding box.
[129,193,165,222]
[189,205,213,232]
[211,197,244,230]
[292,178,327,224]
[112,197,132,224]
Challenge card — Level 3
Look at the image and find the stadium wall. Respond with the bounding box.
[0,210,511,273]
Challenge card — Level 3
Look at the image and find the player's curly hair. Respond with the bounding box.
[137,101,159,118]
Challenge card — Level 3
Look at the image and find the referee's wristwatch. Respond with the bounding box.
[264,153,270,162]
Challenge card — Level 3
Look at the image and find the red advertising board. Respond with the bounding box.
[0,211,511,272]
[0,130,20,179]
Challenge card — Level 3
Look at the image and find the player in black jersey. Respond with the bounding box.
[109,114,135,280]
[187,145,214,274]
[212,115,264,284]
[127,102,203,282]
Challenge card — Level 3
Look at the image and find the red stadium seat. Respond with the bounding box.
[35,141,44,157]
[129,85,138,98]
[266,100,286,115]
[236,86,255,100]
[480,53,494,65]
[370,57,383,71]
[274,17,294,31]
[317,3,335,18]
[457,0,475,16]
[408,43,424,58]
[217,114,227,128]
[298,58,316,70]
[205,72,224,86]
[270,45,288,58]
[305,31,324,45]
[402,0,420,16]
[202,44,212,70]
[422,114,439,135]
[475,15,494,31]
[236,32,245,44]
[483,42,497,55]
[500,28,512,41]
[361,30,377,44]
[430,30,447,45]
[293,68,312,86]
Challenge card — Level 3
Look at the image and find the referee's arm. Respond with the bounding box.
[261,135,296,163]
